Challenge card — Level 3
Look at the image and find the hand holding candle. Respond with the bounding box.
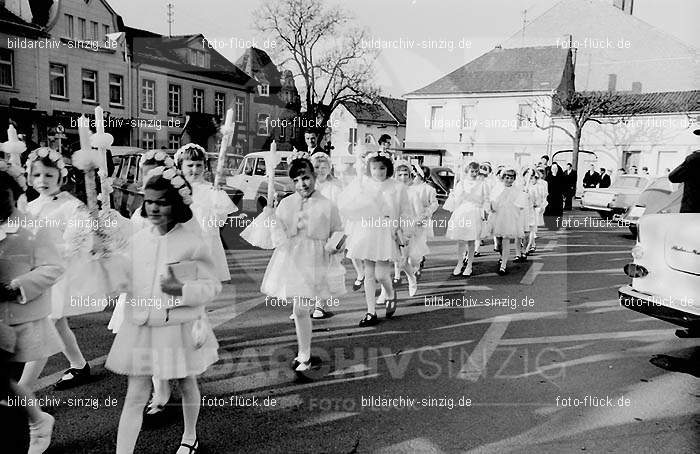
[3,125,26,167]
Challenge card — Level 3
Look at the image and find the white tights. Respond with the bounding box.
[362,260,393,315]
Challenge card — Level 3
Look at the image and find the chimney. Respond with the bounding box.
[613,0,634,15]
[608,74,617,93]
[631,82,642,93]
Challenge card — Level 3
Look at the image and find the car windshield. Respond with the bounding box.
[612,176,647,188]
[239,156,290,176]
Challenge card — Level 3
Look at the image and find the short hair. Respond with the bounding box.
[140,174,193,224]
[540,155,549,162]
[378,134,392,146]
[28,156,67,185]
[289,158,315,179]
[600,167,606,172]
[567,163,572,167]
[467,161,480,171]
[304,131,318,137]
[175,144,206,167]
[366,155,394,178]
[0,170,23,203]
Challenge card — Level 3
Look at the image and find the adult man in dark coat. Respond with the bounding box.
[669,150,700,213]
[599,168,611,188]
[304,130,325,156]
[563,163,577,210]
[582,164,600,188]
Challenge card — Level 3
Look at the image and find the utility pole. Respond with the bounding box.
[167,3,174,37]
[521,9,528,44]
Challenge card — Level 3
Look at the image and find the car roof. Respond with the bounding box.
[245,151,294,157]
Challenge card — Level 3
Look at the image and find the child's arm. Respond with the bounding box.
[425,186,439,219]
[9,227,65,304]
[161,242,222,307]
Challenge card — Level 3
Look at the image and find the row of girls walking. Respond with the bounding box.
[445,163,549,276]
[1,142,237,453]
[251,132,440,384]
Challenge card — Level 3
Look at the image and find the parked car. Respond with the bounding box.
[203,152,244,183]
[618,176,677,235]
[224,151,295,214]
[618,197,699,330]
[580,174,650,218]
[111,148,175,217]
[427,166,455,205]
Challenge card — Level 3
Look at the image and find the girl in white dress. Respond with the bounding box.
[130,150,177,233]
[446,162,489,277]
[175,143,237,282]
[528,168,549,252]
[105,167,221,454]
[339,152,412,326]
[308,151,343,318]
[260,156,344,372]
[490,169,528,275]
[474,162,493,257]
[19,148,97,391]
[525,171,545,254]
[392,161,418,296]
[407,164,438,279]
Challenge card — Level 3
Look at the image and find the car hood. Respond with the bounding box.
[665,219,700,275]
[585,187,641,196]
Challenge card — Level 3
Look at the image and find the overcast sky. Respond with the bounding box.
[111,0,699,97]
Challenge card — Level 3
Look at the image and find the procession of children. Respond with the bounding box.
[1,120,553,453]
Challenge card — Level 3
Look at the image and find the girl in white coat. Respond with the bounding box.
[392,161,418,296]
[490,169,528,275]
[407,165,438,278]
[106,168,221,454]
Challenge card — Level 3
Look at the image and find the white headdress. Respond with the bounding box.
[144,166,193,205]
[140,150,175,168]
[26,147,68,178]
[174,143,206,164]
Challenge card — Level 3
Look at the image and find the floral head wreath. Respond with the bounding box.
[174,143,206,164]
[394,158,411,171]
[145,166,193,205]
[26,147,68,178]
[363,150,393,163]
[289,149,310,162]
[140,150,175,168]
[0,159,27,190]
[309,151,331,163]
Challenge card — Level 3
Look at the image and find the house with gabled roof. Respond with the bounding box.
[328,96,407,162]
[404,45,574,167]
[125,26,257,153]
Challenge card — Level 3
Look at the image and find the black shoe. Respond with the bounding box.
[385,292,398,318]
[176,437,199,453]
[497,267,508,276]
[54,363,91,390]
[514,256,526,263]
[359,313,379,327]
[474,251,481,257]
[352,277,364,291]
[392,277,402,287]
[420,257,426,269]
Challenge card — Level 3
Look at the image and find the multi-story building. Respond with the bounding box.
[125,27,257,153]
[235,47,301,152]
[0,1,47,145]
[40,0,131,148]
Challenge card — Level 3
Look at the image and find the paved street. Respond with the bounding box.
[25,209,699,453]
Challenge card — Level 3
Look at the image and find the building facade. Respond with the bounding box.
[126,27,256,153]
[405,46,574,168]
[235,47,301,152]
[328,96,406,164]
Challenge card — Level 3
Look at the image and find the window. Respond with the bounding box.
[0,49,13,88]
[141,79,155,112]
[168,84,181,115]
[348,128,358,146]
[81,70,97,102]
[257,113,269,135]
[364,133,374,144]
[65,14,74,39]
[517,104,533,128]
[214,92,226,118]
[168,134,181,150]
[234,96,245,122]
[429,106,443,129]
[258,84,269,96]
[109,74,123,105]
[90,21,98,40]
[103,24,110,40]
[192,88,204,113]
[49,63,67,98]
[142,132,156,149]
[189,49,208,68]
[460,105,475,129]
[79,18,86,40]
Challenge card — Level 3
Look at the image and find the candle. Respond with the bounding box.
[267,140,277,205]
[3,125,26,167]
[89,106,114,212]
[214,108,235,187]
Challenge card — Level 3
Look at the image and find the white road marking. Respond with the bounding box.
[457,315,511,381]
[520,262,543,285]
[498,328,677,346]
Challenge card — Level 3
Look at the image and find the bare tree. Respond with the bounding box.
[253,0,380,141]
[523,91,640,169]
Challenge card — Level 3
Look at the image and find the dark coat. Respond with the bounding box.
[599,173,611,188]
[582,170,601,188]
